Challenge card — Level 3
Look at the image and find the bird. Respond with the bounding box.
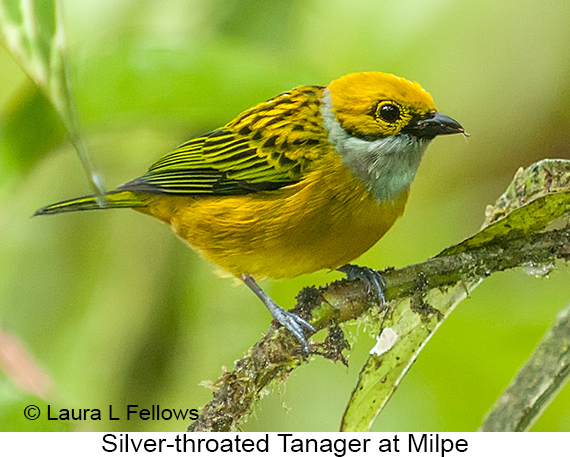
[35,71,465,353]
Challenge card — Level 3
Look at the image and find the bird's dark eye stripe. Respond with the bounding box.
[377,103,401,123]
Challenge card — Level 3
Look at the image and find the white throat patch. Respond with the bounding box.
[320,88,431,203]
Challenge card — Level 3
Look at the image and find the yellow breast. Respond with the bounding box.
[138,155,409,279]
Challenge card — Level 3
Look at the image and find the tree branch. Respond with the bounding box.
[188,227,570,431]
[189,159,570,432]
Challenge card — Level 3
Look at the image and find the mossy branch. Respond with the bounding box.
[188,159,570,432]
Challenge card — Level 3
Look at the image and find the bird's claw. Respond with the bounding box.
[338,264,386,308]
[241,273,314,354]
[272,308,315,354]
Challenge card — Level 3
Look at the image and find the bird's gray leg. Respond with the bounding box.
[241,273,315,353]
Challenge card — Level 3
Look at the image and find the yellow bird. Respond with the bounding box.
[35,71,465,352]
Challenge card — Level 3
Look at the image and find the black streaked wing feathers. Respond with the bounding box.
[119,130,299,196]
[119,86,329,196]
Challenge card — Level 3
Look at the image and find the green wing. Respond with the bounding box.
[119,85,330,196]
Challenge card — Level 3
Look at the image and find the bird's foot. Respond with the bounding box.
[241,273,315,353]
[338,264,386,308]
[267,304,315,354]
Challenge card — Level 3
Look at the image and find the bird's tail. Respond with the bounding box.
[34,190,147,216]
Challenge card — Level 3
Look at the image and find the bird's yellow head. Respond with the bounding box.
[321,71,464,203]
[328,72,437,139]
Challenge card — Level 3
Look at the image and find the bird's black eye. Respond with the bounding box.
[377,102,401,123]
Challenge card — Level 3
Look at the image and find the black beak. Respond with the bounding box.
[404,111,465,139]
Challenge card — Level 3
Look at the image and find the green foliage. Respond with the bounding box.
[0,0,570,432]
[0,0,102,195]
[0,87,65,177]
[342,159,570,431]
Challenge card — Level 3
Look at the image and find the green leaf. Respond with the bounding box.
[442,159,570,256]
[340,159,570,432]
[0,0,103,196]
[480,301,570,432]
[0,85,65,176]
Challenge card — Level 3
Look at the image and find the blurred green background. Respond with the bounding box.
[1,0,570,432]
